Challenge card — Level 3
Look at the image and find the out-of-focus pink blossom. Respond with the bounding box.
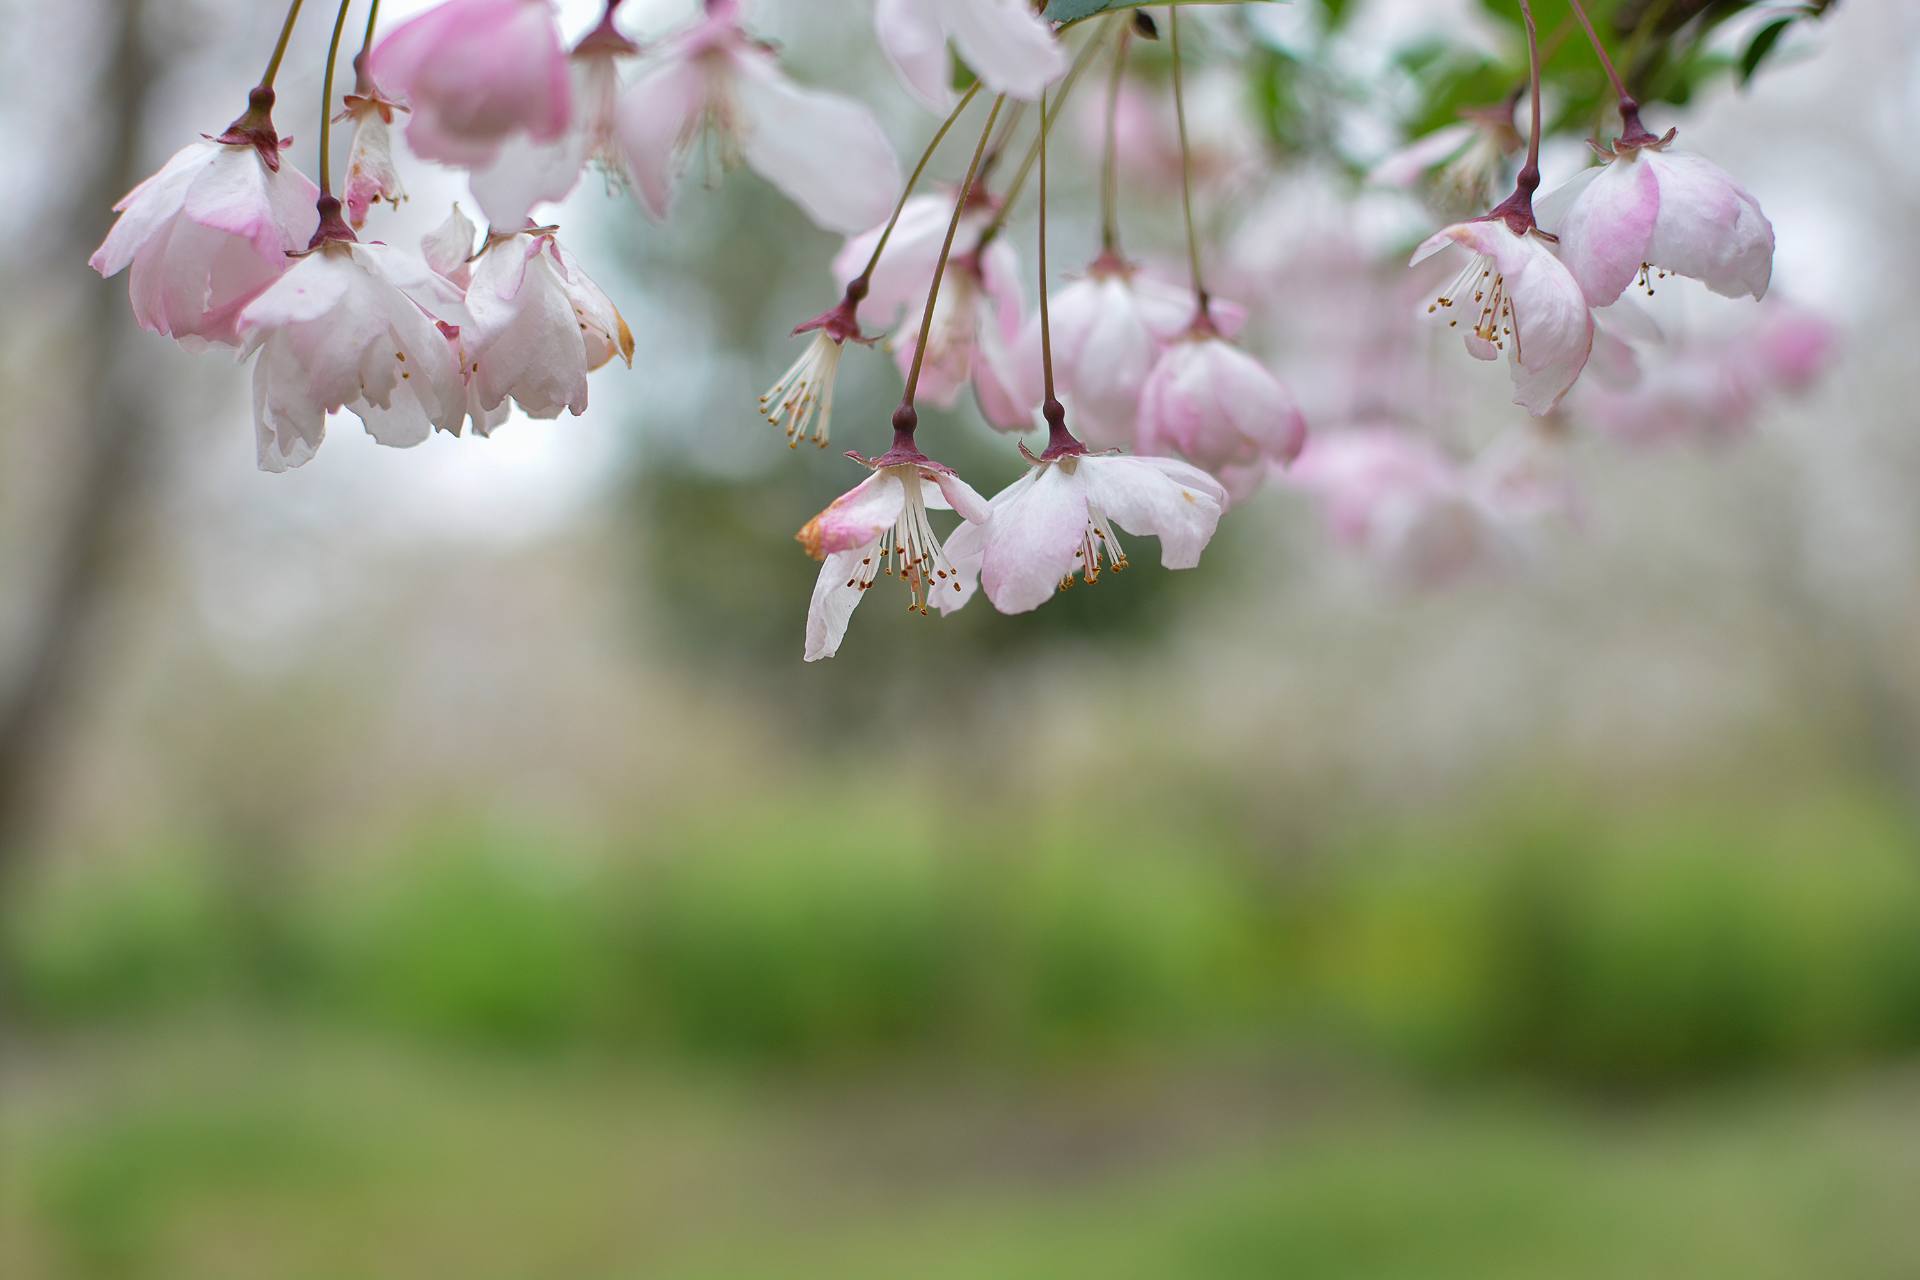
[797,448,989,661]
[1538,137,1773,308]
[1077,72,1262,195]
[237,239,469,471]
[370,0,572,168]
[462,227,633,422]
[469,15,640,231]
[616,0,900,233]
[1368,101,1523,212]
[1576,302,1837,447]
[1413,218,1593,415]
[877,0,1066,112]
[89,137,318,349]
[945,451,1227,615]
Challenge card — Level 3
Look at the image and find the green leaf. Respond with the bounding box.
[1044,0,1275,26]
[1738,17,1794,86]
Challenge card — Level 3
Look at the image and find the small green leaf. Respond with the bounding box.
[1044,0,1276,26]
[1738,17,1793,86]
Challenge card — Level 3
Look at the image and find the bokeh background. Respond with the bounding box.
[5,0,1920,1276]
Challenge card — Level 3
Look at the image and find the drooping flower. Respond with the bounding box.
[89,111,318,349]
[1012,256,1204,451]
[1367,99,1523,211]
[889,243,1030,431]
[1136,312,1307,483]
[876,0,1067,113]
[469,13,641,231]
[946,445,1227,615]
[762,293,870,449]
[462,226,635,421]
[796,443,989,661]
[1537,126,1773,308]
[338,65,409,230]
[1413,217,1594,415]
[1286,427,1508,586]
[616,0,900,234]
[369,0,572,168]
[236,211,469,471]
[834,190,997,329]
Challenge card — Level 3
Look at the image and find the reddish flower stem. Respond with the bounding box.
[1565,0,1658,145]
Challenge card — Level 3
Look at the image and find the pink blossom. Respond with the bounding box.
[469,16,639,231]
[834,191,996,328]
[1287,428,1505,586]
[236,240,469,471]
[1136,320,1307,480]
[877,0,1067,112]
[1011,257,1201,451]
[89,137,318,349]
[797,449,990,661]
[462,228,634,422]
[1413,218,1594,415]
[420,203,480,289]
[338,80,409,230]
[615,0,900,233]
[889,244,1030,431]
[1367,101,1522,211]
[945,451,1227,615]
[1538,138,1773,308]
[370,0,572,168]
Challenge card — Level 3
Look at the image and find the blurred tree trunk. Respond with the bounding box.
[0,0,155,872]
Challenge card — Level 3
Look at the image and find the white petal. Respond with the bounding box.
[805,546,874,661]
[876,0,956,113]
[733,50,902,234]
[943,0,1068,101]
[614,53,706,220]
[1084,455,1225,570]
[980,464,1090,615]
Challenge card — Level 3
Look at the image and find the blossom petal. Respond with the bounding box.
[805,546,873,662]
[1546,156,1659,307]
[798,470,907,559]
[876,0,956,113]
[979,465,1089,615]
[944,0,1068,102]
[614,54,705,220]
[733,50,902,234]
[1645,150,1774,301]
[1084,455,1225,570]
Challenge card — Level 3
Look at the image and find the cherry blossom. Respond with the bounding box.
[1287,427,1511,586]
[236,220,469,471]
[337,70,408,230]
[469,12,640,232]
[1413,218,1594,416]
[946,448,1227,616]
[797,446,989,661]
[876,0,1067,113]
[462,227,634,422]
[889,244,1030,432]
[1010,256,1202,451]
[835,191,997,329]
[89,130,318,349]
[1136,316,1307,482]
[1538,135,1773,308]
[615,0,900,234]
[1367,100,1523,211]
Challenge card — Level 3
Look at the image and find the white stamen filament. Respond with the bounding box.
[1059,505,1128,592]
[760,332,842,448]
[1428,253,1517,356]
[839,471,964,614]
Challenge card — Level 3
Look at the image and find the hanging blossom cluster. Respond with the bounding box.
[89,0,1825,658]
